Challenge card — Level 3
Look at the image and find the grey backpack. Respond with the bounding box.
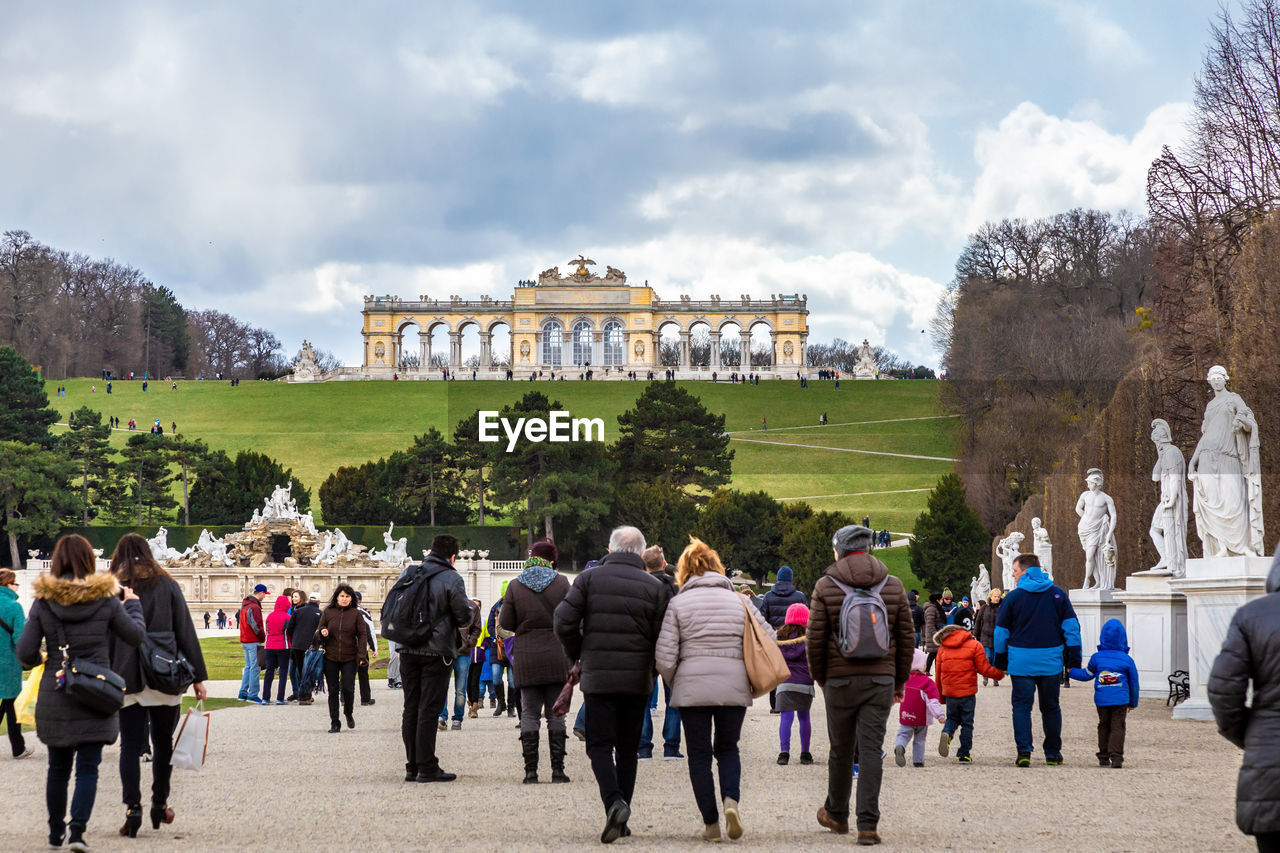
[829,576,891,660]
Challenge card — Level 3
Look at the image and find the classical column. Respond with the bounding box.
[679,331,692,371]
[418,332,429,368]
[709,331,721,370]
[770,331,779,367]
[480,332,492,369]
[448,332,462,368]
[363,337,369,367]
[561,337,571,369]
[593,331,604,367]
[739,332,751,370]
[798,333,808,366]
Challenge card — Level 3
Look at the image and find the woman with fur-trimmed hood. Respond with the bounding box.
[17,534,146,851]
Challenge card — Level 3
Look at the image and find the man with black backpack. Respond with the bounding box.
[382,534,476,783]
[807,524,914,846]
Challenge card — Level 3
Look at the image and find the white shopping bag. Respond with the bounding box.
[171,701,211,772]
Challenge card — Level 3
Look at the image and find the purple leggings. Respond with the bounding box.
[779,710,811,752]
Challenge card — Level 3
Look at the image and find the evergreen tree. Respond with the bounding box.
[140,283,191,375]
[118,433,178,525]
[452,411,496,524]
[909,473,988,593]
[319,460,395,525]
[395,428,469,526]
[693,489,781,583]
[189,449,310,525]
[614,383,732,499]
[0,440,77,569]
[59,406,114,524]
[0,346,58,445]
[164,437,209,526]
[611,481,701,561]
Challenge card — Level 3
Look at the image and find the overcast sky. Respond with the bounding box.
[0,1,1219,367]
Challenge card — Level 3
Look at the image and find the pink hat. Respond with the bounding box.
[912,648,928,672]
[784,603,809,626]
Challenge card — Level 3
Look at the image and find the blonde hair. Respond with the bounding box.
[676,537,726,588]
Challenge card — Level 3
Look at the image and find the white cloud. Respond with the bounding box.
[551,32,710,108]
[1052,4,1147,68]
[965,100,1192,231]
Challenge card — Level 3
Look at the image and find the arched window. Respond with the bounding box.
[541,321,563,366]
[572,320,594,366]
[603,320,624,366]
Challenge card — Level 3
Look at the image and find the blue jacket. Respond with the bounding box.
[993,567,1081,676]
[1070,619,1140,708]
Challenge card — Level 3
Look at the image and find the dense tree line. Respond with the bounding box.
[0,230,289,380]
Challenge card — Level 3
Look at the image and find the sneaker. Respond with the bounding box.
[912,762,924,768]
[800,752,813,765]
[574,728,587,742]
[1111,757,1124,769]
[1015,753,1031,767]
[663,750,685,761]
[938,731,951,757]
[438,719,447,731]
[636,752,652,762]
[451,722,462,731]
[958,755,972,763]
[778,751,790,766]
[275,699,287,705]
[1045,754,1064,766]
[285,694,297,702]
[245,697,266,705]
[894,745,906,767]
[15,747,34,760]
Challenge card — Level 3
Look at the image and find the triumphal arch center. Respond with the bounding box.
[349,256,809,379]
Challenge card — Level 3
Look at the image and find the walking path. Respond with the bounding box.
[731,436,959,463]
[0,678,1248,850]
[726,414,961,435]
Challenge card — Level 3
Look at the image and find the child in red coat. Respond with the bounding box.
[896,648,943,767]
[934,624,1005,762]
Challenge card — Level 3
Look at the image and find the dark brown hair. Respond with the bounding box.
[1013,553,1040,570]
[0,569,15,586]
[328,583,358,609]
[109,533,169,586]
[776,623,806,641]
[50,534,97,580]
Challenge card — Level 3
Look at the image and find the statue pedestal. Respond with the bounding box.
[1068,587,1126,661]
[1168,556,1272,721]
[1114,573,1189,700]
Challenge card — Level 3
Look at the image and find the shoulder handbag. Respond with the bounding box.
[140,630,196,695]
[739,594,790,699]
[50,613,126,716]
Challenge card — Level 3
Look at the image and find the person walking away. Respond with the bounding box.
[202,612,209,629]
[238,584,268,704]
[895,648,942,768]
[17,534,146,851]
[500,539,572,783]
[808,524,914,845]
[554,526,671,844]
[262,595,292,705]
[974,590,1002,686]
[760,566,807,714]
[655,538,772,842]
[286,593,322,705]
[639,545,682,761]
[953,597,975,632]
[439,596,482,731]
[993,554,1081,767]
[284,590,304,700]
[776,603,815,766]
[107,534,209,837]
[1068,618,1139,767]
[1209,552,1280,851]
[315,584,369,733]
[922,593,944,674]
[393,535,474,782]
[354,592,378,706]
[908,591,924,649]
[933,623,1004,763]
[0,569,33,759]
[487,581,516,717]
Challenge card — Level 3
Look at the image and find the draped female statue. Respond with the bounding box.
[1187,366,1263,557]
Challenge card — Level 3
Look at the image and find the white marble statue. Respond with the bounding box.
[1031,517,1053,580]
[477,550,490,560]
[1148,418,1188,577]
[996,532,1025,592]
[975,564,991,602]
[300,510,318,536]
[292,339,321,381]
[263,481,298,521]
[853,339,878,379]
[319,528,351,565]
[1187,365,1263,557]
[250,508,262,525]
[1076,468,1118,590]
[195,529,233,567]
[147,527,184,564]
[369,524,409,565]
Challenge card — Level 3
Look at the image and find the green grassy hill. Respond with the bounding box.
[47,378,956,532]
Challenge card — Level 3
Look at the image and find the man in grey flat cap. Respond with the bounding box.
[806,525,914,845]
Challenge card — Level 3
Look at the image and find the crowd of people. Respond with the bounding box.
[4,527,1280,850]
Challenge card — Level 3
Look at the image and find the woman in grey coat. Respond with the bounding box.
[656,538,775,843]
[1209,553,1280,851]
[17,535,145,852]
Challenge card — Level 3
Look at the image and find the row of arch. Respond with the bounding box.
[387,315,779,336]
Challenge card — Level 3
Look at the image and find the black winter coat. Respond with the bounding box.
[553,551,671,695]
[760,581,807,628]
[974,601,1000,649]
[287,601,322,652]
[16,572,146,748]
[110,573,208,693]
[1209,555,1280,835]
[396,556,474,658]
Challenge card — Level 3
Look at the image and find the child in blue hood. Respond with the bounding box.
[1069,618,1139,768]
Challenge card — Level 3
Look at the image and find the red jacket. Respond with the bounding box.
[265,596,292,650]
[240,595,265,643]
[934,625,1003,698]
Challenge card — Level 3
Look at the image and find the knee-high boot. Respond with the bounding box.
[549,730,570,783]
[521,731,540,784]
[494,684,506,716]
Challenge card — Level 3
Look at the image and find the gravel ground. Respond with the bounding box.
[0,678,1251,851]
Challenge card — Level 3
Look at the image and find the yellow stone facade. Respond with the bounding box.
[357,260,809,377]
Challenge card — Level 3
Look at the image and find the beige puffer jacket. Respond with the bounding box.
[655,572,776,708]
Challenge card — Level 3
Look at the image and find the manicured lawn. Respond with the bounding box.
[197,636,388,681]
[47,378,956,529]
